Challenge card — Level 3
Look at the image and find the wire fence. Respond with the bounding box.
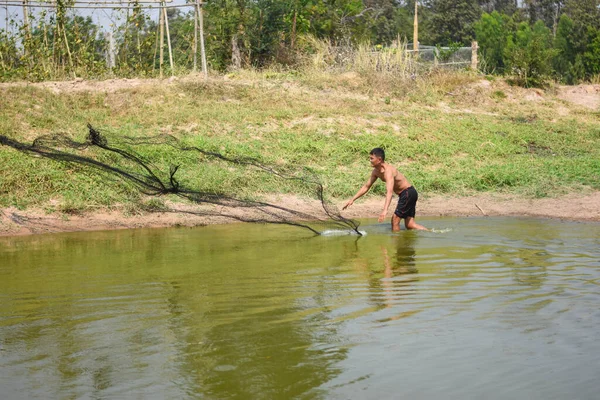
[0,0,207,80]
[410,44,475,67]
[318,41,478,77]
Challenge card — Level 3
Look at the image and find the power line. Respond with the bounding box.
[3,1,204,10]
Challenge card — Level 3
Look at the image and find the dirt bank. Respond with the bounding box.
[1,193,599,237]
[2,77,599,110]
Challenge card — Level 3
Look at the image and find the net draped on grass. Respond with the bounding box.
[0,125,362,236]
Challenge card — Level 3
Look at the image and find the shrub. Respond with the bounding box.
[505,21,555,88]
[474,11,513,73]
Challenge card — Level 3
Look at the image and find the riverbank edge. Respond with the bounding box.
[2,192,599,237]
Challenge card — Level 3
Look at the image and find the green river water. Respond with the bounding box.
[1,217,599,399]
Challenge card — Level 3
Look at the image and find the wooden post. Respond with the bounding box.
[291,9,297,48]
[159,2,164,78]
[22,0,32,70]
[57,9,75,78]
[107,30,116,69]
[163,6,174,76]
[136,9,141,65]
[52,0,57,69]
[123,6,129,63]
[22,0,31,47]
[198,2,207,78]
[152,11,160,73]
[413,0,419,56]
[5,0,8,35]
[63,27,75,77]
[471,41,478,71]
[193,0,198,72]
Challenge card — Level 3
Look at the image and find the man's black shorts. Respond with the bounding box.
[394,186,418,219]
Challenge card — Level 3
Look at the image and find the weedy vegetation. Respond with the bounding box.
[1,59,599,214]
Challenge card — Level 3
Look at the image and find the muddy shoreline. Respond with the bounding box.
[1,193,599,237]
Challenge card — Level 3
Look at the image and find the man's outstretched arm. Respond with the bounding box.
[343,172,377,210]
[378,169,395,222]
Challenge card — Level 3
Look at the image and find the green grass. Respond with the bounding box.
[1,71,599,213]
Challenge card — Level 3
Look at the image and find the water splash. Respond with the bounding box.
[430,228,453,234]
[320,229,367,237]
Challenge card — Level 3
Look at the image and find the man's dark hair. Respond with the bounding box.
[369,148,385,161]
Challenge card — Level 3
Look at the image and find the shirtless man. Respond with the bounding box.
[342,148,428,232]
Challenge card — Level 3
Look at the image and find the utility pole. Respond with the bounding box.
[193,0,198,72]
[199,1,207,77]
[413,0,419,55]
[159,1,164,78]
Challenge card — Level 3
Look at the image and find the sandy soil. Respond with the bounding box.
[1,77,169,94]
[1,193,599,237]
[557,84,600,110]
[2,77,599,110]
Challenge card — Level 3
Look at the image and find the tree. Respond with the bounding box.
[0,30,21,78]
[479,0,518,15]
[562,0,600,78]
[303,0,369,42]
[68,16,107,71]
[363,0,398,44]
[524,0,565,33]
[583,29,600,77]
[564,0,600,31]
[563,0,600,52]
[505,20,555,87]
[474,11,513,72]
[428,0,482,45]
[204,0,257,70]
[251,0,291,66]
[284,0,313,48]
[163,9,196,69]
[553,14,582,83]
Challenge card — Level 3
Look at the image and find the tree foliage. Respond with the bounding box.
[475,0,600,85]
[429,0,482,45]
[504,20,555,87]
[474,11,513,72]
[1,0,600,86]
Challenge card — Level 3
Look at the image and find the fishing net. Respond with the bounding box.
[0,124,362,236]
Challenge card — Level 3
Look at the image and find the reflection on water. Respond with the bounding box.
[1,218,600,399]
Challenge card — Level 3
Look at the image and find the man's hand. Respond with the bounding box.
[342,199,354,210]
[378,212,387,223]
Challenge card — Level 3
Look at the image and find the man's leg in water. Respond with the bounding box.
[391,214,402,232]
[404,216,428,231]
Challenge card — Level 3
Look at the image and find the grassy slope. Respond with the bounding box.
[1,71,599,214]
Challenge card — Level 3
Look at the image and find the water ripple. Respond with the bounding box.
[1,218,600,398]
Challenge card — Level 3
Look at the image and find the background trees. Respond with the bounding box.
[428,0,481,45]
[474,0,600,84]
[1,0,599,85]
